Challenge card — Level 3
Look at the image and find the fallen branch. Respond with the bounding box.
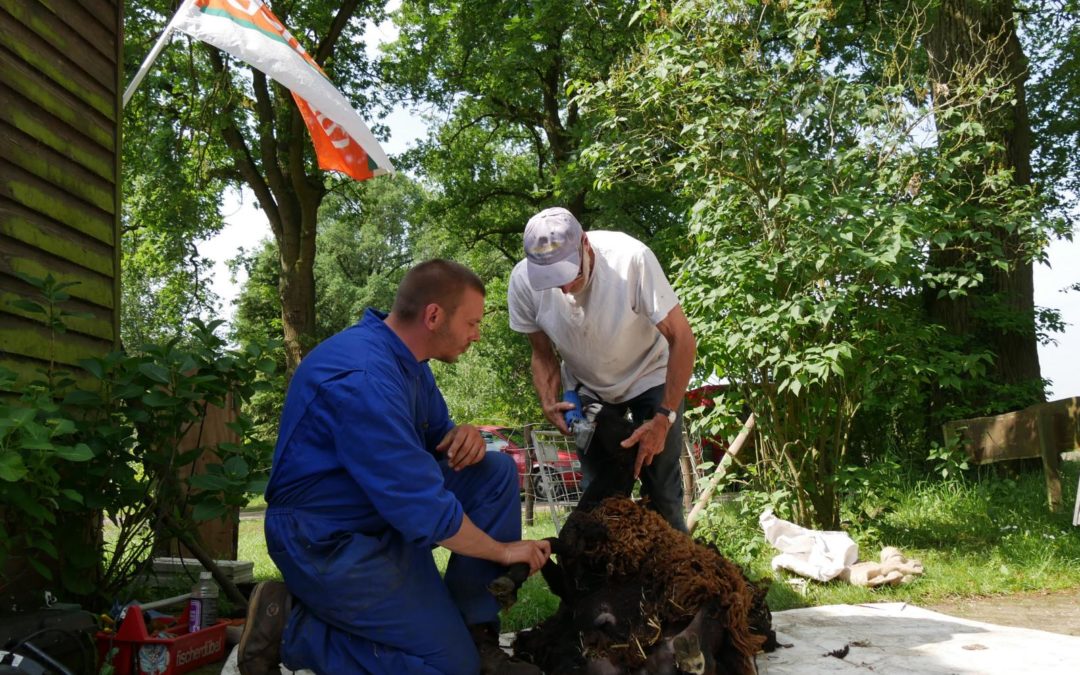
[159,510,249,610]
[687,413,756,534]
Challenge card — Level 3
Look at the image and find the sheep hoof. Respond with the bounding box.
[487,575,519,611]
[673,632,706,675]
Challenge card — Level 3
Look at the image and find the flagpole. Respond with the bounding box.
[122,0,196,108]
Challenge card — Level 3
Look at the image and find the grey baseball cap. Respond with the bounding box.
[523,207,583,290]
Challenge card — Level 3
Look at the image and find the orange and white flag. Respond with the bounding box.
[171,0,392,181]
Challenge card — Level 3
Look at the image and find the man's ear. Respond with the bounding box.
[422,302,443,330]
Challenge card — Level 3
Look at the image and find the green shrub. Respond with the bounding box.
[1,275,278,606]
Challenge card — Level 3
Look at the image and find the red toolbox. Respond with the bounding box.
[96,603,228,675]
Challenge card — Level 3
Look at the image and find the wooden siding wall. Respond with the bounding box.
[0,0,122,385]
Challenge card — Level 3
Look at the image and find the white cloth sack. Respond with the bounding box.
[759,510,858,582]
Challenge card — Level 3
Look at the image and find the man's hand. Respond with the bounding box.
[436,424,486,470]
[440,518,551,572]
[622,415,671,478]
[500,539,552,573]
[526,332,574,435]
[543,400,576,435]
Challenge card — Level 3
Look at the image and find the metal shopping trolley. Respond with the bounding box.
[527,429,584,532]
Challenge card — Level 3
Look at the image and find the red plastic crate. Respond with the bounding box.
[96,603,228,675]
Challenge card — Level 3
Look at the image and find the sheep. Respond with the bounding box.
[527,497,767,673]
[492,406,777,673]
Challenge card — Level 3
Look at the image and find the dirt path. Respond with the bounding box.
[927,588,1080,637]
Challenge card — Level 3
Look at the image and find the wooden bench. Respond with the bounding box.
[943,397,1080,517]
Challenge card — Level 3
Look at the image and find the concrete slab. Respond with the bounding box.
[758,602,1080,674]
[204,602,1080,674]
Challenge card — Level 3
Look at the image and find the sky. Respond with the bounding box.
[194,5,1080,402]
[1034,235,1080,399]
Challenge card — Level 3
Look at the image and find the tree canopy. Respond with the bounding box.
[381,0,686,259]
[579,0,1061,526]
[114,0,1075,528]
[124,0,391,375]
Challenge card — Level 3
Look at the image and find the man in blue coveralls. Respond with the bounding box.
[242,260,551,675]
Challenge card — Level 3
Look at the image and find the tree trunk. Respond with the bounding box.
[924,0,1044,417]
[207,2,366,379]
[277,198,319,377]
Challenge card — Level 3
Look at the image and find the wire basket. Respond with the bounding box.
[526,429,584,531]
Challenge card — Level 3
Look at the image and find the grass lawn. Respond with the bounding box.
[220,461,1080,632]
[696,459,1080,614]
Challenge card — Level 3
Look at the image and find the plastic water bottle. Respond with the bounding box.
[188,571,219,632]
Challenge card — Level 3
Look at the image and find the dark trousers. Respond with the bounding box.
[581,383,688,532]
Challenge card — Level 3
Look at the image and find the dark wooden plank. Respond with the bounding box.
[0,159,114,246]
[1,121,115,213]
[0,232,115,310]
[0,352,101,392]
[0,45,114,148]
[0,313,113,367]
[0,0,121,386]
[0,7,114,118]
[109,0,120,353]
[35,0,116,62]
[0,275,114,341]
[0,82,114,182]
[0,201,114,277]
[75,0,119,36]
[0,0,116,90]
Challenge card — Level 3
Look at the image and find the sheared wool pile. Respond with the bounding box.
[516,497,773,673]
[504,405,776,673]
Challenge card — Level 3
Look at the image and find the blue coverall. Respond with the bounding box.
[264,309,521,674]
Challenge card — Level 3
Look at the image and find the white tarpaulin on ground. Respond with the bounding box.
[759,602,1080,674]
[222,602,1080,673]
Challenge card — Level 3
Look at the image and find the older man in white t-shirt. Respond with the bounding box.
[507,207,697,531]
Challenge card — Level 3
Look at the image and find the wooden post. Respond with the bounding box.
[157,396,241,559]
[1037,408,1062,512]
[680,440,697,513]
[687,414,756,534]
[523,425,534,527]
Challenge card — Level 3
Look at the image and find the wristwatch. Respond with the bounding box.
[656,405,677,425]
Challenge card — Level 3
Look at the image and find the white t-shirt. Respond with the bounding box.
[508,230,679,404]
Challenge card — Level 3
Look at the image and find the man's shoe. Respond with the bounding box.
[237,581,291,675]
[469,623,541,675]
